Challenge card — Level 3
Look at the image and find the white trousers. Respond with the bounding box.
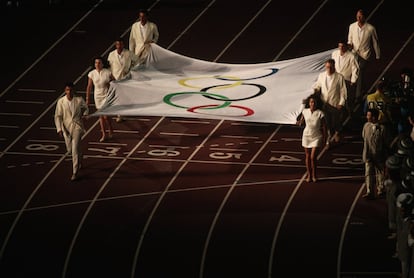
[63,127,83,175]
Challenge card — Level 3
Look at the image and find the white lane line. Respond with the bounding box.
[4,151,64,157]
[336,183,365,278]
[209,147,249,152]
[88,142,127,146]
[0,122,101,262]
[167,0,218,49]
[0,0,104,99]
[281,138,301,142]
[0,125,19,129]
[17,89,56,93]
[112,130,139,134]
[159,132,199,137]
[221,135,259,139]
[28,139,64,144]
[149,145,190,149]
[131,120,225,278]
[0,174,364,217]
[272,0,329,62]
[267,142,329,277]
[0,112,31,116]
[170,119,211,124]
[62,117,165,278]
[199,125,282,277]
[214,0,272,62]
[5,100,44,104]
[271,150,303,154]
[231,122,271,127]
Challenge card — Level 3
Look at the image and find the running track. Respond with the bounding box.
[0,0,413,277]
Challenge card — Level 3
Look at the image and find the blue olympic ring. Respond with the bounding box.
[215,68,278,81]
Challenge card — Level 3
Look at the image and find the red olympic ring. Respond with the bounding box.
[187,104,254,116]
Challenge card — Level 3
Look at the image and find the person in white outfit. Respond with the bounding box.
[54,82,89,181]
[297,94,327,182]
[107,37,137,122]
[129,9,159,64]
[86,57,115,142]
[347,9,380,103]
[331,39,359,111]
[312,58,348,145]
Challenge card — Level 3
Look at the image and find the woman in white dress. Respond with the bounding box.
[298,94,327,182]
[86,57,115,142]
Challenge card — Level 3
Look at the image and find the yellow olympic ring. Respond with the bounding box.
[178,76,242,89]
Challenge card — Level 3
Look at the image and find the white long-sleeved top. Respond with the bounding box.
[129,21,159,58]
[107,48,136,80]
[331,50,359,83]
[54,95,88,136]
[348,21,380,61]
[313,71,347,107]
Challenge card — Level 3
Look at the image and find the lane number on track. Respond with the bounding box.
[269,154,301,162]
[147,149,180,157]
[88,147,120,156]
[332,157,363,165]
[209,152,242,159]
[26,143,59,151]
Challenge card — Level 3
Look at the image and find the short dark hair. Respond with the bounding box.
[326,58,335,65]
[92,56,108,68]
[367,108,379,119]
[65,81,74,88]
[338,39,347,45]
[139,9,149,16]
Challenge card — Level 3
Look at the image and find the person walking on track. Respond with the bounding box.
[86,56,115,142]
[54,82,89,181]
[298,93,327,182]
[129,9,159,65]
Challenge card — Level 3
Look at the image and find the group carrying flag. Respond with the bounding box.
[94,44,333,124]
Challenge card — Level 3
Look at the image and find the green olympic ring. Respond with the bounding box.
[163,92,232,110]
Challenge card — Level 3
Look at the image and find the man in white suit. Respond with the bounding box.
[348,9,380,104]
[107,38,137,122]
[54,82,89,181]
[313,59,348,145]
[332,39,359,112]
[129,9,159,64]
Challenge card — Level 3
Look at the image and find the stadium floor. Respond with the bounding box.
[0,0,413,277]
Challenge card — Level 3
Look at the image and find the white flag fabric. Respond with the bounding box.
[94,44,333,124]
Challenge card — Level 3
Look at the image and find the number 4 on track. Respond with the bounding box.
[269,154,301,162]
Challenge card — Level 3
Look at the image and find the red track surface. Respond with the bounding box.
[0,0,413,277]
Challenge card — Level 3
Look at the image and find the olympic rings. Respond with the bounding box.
[164,69,279,117]
[215,68,278,81]
[188,104,254,116]
[163,92,231,109]
[178,76,242,89]
[201,83,266,101]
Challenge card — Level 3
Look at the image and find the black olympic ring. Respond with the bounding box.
[215,68,279,81]
[200,82,266,102]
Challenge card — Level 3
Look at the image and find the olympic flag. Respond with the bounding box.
[94,44,333,124]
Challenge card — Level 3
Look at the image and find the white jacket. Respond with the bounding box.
[331,50,359,83]
[129,21,159,59]
[54,96,88,136]
[107,48,136,80]
[313,71,348,107]
[348,21,380,61]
